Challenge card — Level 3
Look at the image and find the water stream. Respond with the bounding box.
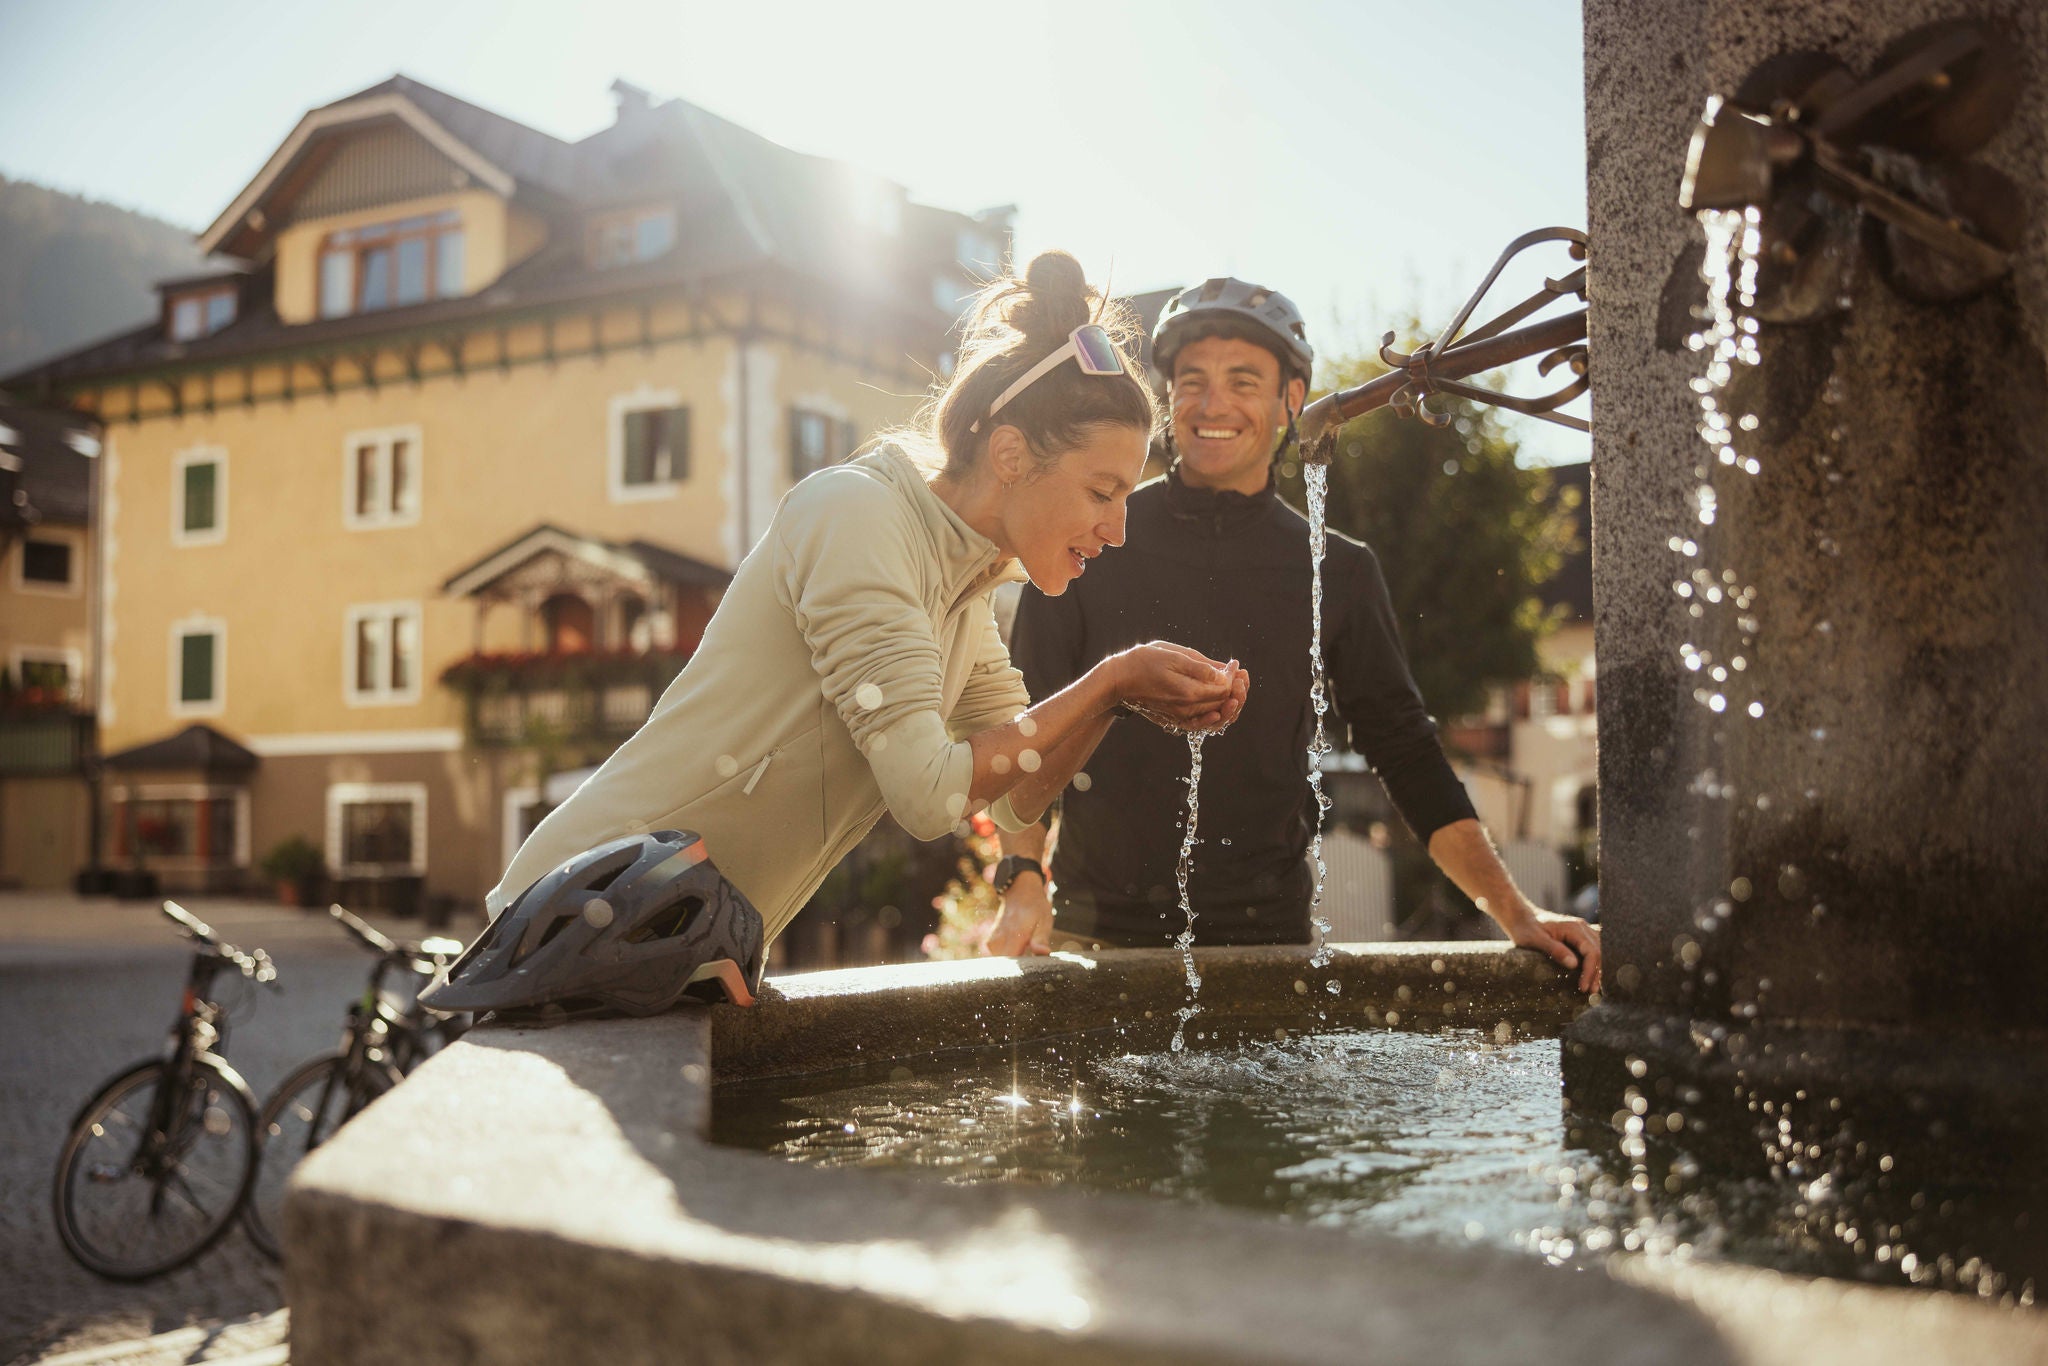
[1169,733,1207,1051]
[1303,461,1335,968]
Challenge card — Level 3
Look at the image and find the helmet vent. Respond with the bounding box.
[623,894,706,945]
[1244,289,1272,307]
[577,854,634,894]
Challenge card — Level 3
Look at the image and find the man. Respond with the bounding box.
[985,278,1600,991]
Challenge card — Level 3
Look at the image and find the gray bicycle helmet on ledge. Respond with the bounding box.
[1151,277,1315,383]
[421,830,765,1019]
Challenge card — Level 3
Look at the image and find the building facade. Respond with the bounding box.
[0,404,100,887]
[3,75,1012,909]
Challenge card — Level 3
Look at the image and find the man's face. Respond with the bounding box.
[1168,336,1304,496]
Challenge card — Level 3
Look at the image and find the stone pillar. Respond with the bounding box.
[1569,0,2048,1237]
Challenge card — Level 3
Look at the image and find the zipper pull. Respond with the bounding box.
[742,751,775,795]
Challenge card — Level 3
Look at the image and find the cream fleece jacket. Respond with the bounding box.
[487,445,1032,944]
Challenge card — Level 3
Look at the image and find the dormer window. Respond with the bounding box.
[168,286,237,341]
[588,207,677,268]
[319,209,465,318]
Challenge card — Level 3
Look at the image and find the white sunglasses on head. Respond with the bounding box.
[970,324,1126,434]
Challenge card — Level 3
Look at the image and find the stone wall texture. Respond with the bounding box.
[1584,0,2048,1037]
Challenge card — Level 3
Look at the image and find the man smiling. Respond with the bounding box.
[986,278,1601,990]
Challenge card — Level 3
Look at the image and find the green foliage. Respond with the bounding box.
[1274,333,1580,725]
[0,175,207,377]
[258,835,324,884]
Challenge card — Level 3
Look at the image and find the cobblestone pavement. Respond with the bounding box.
[0,893,485,1365]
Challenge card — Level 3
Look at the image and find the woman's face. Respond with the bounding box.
[999,423,1149,596]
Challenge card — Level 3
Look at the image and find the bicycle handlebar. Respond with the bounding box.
[161,901,279,988]
[329,902,463,975]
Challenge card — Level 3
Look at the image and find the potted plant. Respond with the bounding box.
[259,835,325,907]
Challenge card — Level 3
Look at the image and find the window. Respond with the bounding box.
[173,447,226,546]
[1530,677,1558,719]
[11,648,80,703]
[788,408,859,481]
[168,287,236,341]
[318,210,464,318]
[343,426,422,529]
[113,789,245,865]
[20,537,73,588]
[346,603,422,705]
[610,389,688,501]
[327,782,427,875]
[171,617,225,716]
[588,207,678,268]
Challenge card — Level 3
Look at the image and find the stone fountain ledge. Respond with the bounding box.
[283,944,2047,1365]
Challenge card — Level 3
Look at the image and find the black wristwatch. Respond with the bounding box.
[993,856,1044,895]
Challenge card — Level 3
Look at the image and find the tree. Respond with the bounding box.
[1273,334,1580,729]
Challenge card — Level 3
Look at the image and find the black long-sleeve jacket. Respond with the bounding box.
[1010,466,1475,944]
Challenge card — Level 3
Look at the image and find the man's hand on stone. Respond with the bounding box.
[983,878,1053,957]
[1504,908,1602,993]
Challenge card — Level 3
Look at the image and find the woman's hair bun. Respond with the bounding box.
[1009,250,1094,346]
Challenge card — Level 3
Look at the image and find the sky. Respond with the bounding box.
[0,0,1590,460]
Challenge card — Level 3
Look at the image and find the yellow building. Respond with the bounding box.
[3,75,1012,911]
[0,404,101,888]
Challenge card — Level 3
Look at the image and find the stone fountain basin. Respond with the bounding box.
[282,943,2046,1365]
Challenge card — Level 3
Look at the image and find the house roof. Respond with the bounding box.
[4,75,997,395]
[442,522,732,597]
[0,401,98,530]
[104,723,259,774]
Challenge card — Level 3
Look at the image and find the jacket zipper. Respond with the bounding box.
[742,751,775,795]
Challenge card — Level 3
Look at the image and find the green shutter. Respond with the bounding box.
[180,632,215,704]
[184,461,217,532]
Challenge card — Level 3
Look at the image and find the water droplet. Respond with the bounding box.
[991,753,1012,775]
[1072,771,1092,791]
[855,682,885,711]
[1708,694,1727,713]
[715,754,739,778]
[1747,701,1764,718]
[1018,749,1041,773]
[945,792,968,818]
[1017,716,1038,738]
[1325,980,1341,995]
[581,898,614,929]
[1293,979,1308,995]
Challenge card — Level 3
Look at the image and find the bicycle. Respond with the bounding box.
[244,902,466,1261]
[52,900,279,1281]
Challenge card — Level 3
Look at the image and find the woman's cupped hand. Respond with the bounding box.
[1108,642,1248,734]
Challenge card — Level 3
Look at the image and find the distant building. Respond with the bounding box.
[0,404,100,888]
[1443,458,1596,888]
[2,75,1013,909]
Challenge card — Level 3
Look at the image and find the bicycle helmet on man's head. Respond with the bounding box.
[1151,277,1315,385]
[420,830,765,1019]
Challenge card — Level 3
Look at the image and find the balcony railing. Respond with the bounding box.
[0,703,94,776]
[442,649,692,749]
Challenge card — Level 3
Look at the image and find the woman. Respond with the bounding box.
[461,253,1247,1005]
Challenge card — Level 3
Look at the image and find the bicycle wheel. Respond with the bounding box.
[53,1054,260,1281]
[245,1051,398,1261]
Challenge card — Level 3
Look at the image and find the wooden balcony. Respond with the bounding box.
[441,649,692,749]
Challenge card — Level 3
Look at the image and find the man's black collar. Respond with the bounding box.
[1163,461,1277,533]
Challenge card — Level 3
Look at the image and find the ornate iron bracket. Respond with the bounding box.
[1300,227,1589,464]
[1678,17,2026,319]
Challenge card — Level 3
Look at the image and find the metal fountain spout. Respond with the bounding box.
[1299,227,1590,464]
[1677,16,2026,320]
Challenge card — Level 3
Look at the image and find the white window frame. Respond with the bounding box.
[10,646,84,702]
[326,781,428,877]
[169,614,226,718]
[344,601,424,707]
[608,386,684,503]
[341,424,424,530]
[172,445,227,548]
[12,525,84,596]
